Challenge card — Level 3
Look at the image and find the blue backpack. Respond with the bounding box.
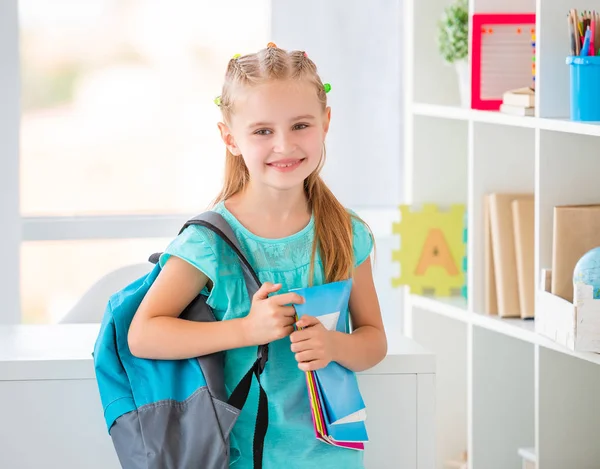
[93,211,269,469]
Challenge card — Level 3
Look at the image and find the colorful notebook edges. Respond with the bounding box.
[292,279,369,449]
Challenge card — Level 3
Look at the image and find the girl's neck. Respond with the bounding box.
[224,182,311,239]
[229,182,309,220]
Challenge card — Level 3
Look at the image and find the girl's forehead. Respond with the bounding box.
[233,80,322,123]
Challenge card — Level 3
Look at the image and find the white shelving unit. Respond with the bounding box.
[402,1,600,469]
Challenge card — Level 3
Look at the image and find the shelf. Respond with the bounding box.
[537,117,600,137]
[412,102,600,136]
[413,102,538,129]
[409,293,600,367]
[409,294,536,343]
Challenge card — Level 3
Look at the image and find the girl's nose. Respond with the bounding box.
[273,131,296,155]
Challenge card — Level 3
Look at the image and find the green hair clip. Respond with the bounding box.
[213,96,221,107]
[323,83,331,93]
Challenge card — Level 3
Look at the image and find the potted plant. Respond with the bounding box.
[438,0,469,107]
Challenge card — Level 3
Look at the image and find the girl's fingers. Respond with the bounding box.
[298,360,327,372]
[294,350,320,363]
[290,339,312,353]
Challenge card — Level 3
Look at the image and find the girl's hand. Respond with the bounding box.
[290,315,335,371]
[242,282,305,346]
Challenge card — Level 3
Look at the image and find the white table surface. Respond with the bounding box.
[0,323,436,469]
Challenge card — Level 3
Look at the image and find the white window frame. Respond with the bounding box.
[2,1,21,324]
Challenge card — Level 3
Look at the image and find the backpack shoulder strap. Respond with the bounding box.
[150,211,261,299]
[181,211,261,298]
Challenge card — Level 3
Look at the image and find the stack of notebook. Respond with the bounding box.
[500,87,535,116]
[292,279,368,450]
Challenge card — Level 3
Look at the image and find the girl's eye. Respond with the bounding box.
[254,129,272,136]
[293,123,308,130]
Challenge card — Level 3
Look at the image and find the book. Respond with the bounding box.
[292,279,368,449]
[500,103,534,116]
[488,193,534,317]
[502,87,535,107]
[512,199,535,318]
[484,195,498,315]
[551,205,600,302]
[307,369,367,450]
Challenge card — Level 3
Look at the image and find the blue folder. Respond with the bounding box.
[292,279,368,440]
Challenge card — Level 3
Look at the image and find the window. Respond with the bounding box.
[18,0,270,323]
[21,238,171,324]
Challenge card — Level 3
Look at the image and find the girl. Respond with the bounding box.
[128,43,387,468]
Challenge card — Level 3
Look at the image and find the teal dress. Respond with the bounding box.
[159,201,374,469]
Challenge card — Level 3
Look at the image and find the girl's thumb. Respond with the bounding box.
[253,282,281,301]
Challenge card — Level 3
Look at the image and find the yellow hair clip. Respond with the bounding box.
[213,96,221,107]
[232,53,241,59]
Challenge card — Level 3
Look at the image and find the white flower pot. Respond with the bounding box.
[454,59,470,108]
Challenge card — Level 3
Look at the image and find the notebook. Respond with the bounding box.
[292,279,368,449]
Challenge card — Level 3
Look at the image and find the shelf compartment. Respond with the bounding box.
[470,326,535,469]
[537,347,600,469]
[409,302,468,468]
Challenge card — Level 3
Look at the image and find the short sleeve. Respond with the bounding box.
[158,226,218,297]
[349,210,374,267]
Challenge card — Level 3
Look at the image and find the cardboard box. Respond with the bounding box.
[518,447,535,469]
[537,283,600,353]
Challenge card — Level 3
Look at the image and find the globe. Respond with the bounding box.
[573,246,600,299]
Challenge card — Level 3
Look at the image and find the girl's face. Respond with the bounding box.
[219,80,330,192]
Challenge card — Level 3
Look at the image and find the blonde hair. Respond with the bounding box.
[213,45,372,283]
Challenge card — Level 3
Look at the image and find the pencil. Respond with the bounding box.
[592,11,600,55]
[572,9,581,55]
[591,11,596,55]
[568,13,576,55]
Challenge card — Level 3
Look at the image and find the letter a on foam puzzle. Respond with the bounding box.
[392,204,466,296]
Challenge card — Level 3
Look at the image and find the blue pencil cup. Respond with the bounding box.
[566,56,600,121]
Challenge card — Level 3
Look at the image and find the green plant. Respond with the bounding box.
[437,0,469,64]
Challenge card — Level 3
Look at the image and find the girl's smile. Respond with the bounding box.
[266,158,306,172]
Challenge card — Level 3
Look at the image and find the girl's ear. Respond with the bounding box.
[217,122,242,156]
[322,106,331,135]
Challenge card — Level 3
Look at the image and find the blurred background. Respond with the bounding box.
[2,0,404,339]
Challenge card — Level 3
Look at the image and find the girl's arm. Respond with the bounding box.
[128,256,250,360]
[330,256,388,372]
[128,256,303,360]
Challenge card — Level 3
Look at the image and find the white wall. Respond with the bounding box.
[271,0,404,208]
[0,0,20,324]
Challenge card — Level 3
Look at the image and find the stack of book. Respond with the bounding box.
[484,193,535,318]
[293,279,368,450]
[499,87,535,116]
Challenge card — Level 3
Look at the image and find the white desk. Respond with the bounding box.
[0,324,435,469]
